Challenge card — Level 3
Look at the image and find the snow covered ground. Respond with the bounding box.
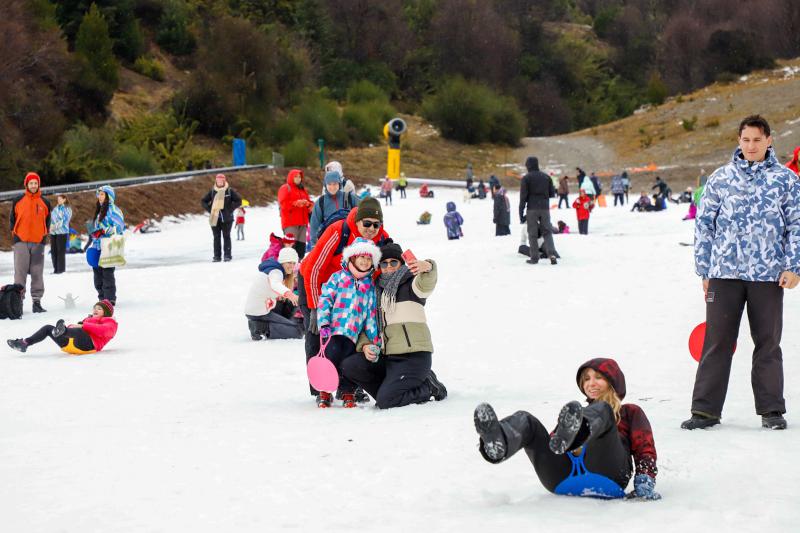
[1,187,797,532]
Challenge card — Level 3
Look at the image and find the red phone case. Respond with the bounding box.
[401,249,417,262]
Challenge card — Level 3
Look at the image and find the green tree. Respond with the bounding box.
[157,0,196,56]
[74,3,119,110]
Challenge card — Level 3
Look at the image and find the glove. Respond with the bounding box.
[309,310,319,334]
[520,216,527,224]
[629,474,661,500]
[319,326,331,340]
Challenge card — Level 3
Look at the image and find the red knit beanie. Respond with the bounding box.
[24,172,41,187]
[96,299,114,317]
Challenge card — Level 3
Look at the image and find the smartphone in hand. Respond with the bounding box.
[401,249,417,263]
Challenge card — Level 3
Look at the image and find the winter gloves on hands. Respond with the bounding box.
[629,474,661,500]
[319,326,331,340]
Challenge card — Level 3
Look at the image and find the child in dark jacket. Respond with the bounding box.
[444,201,464,240]
[7,300,119,355]
[493,187,511,236]
[474,358,660,500]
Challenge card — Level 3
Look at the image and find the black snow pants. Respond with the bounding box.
[212,219,233,260]
[578,219,589,235]
[246,312,303,339]
[481,402,632,493]
[343,351,434,409]
[526,209,556,261]
[298,272,321,395]
[50,234,68,273]
[93,266,116,303]
[691,279,785,418]
[323,335,359,395]
[26,325,95,352]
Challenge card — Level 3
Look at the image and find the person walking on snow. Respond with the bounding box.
[90,186,124,305]
[277,169,313,260]
[201,174,242,262]
[381,176,393,206]
[10,172,51,313]
[474,358,659,500]
[610,174,625,207]
[235,205,246,241]
[342,240,447,409]
[7,300,118,355]
[557,175,570,209]
[573,189,593,235]
[314,238,382,408]
[397,172,408,199]
[519,156,557,265]
[49,195,72,274]
[683,115,800,431]
[444,201,464,240]
[493,186,511,236]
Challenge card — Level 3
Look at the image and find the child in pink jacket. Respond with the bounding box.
[7,300,119,355]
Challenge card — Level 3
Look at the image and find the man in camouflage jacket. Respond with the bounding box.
[683,115,800,431]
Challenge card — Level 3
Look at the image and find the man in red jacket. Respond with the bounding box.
[298,197,390,393]
[10,172,51,313]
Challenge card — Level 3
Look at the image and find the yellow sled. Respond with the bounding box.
[61,338,96,355]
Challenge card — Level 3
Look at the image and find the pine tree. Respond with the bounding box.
[74,3,119,106]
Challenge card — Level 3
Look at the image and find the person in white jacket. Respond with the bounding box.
[245,247,302,340]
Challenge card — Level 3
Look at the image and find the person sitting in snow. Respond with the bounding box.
[473,358,660,501]
[444,201,464,240]
[554,220,570,234]
[419,183,434,198]
[245,247,301,340]
[342,240,447,409]
[7,300,118,355]
[630,192,651,212]
[417,211,432,225]
[314,238,382,408]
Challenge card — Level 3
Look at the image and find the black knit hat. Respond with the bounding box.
[379,240,403,263]
[356,197,383,222]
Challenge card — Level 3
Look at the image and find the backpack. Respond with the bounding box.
[0,284,24,319]
[316,193,353,239]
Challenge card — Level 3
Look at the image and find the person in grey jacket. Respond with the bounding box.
[308,170,358,251]
[519,156,557,265]
[493,186,511,236]
[682,115,800,431]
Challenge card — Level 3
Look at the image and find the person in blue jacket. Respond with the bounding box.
[89,186,125,305]
[683,115,800,431]
[308,170,358,251]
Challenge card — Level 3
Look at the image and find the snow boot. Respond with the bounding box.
[426,370,448,401]
[337,388,370,404]
[762,412,787,430]
[525,258,538,264]
[7,339,27,353]
[341,393,356,408]
[32,300,46,313]
[212,257,221,263]
[474,403,506,463]
[53,319,66,339]
[316,391,332,408]
[549,401,584,454]
[550,256,558,265]
[680,414,720,430]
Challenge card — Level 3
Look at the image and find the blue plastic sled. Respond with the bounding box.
[554,447,625,499]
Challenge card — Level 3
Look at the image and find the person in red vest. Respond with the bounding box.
[298,197,390,397]
[572,189,593,235]
[277,169,313,259]
[10,172,51,313]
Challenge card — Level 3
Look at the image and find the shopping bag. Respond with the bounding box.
[99,234,126,268]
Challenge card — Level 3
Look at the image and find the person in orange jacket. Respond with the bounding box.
[277,169,313,259]
[10,172,51,313]
[572,189,593,235]
[7,300,118,355]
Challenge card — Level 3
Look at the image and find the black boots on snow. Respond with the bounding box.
[474,403,506,463]
[32,300,45,313]
[53,319,66,339]
[7,339,27,353]
[549,401,584,454]
[762,412,787,430]
[680,414,720,430]
[426,371,448,401]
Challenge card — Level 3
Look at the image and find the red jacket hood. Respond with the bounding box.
[286,169,304,187]
[576,358,626,400]
[792,146,800,163]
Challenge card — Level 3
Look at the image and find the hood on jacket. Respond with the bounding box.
[791,146,800,163]
[576,358,626,400]
[286,169,304,187]
[525,157,539,172]
[258,258,285,275]
[342,237,381,269]
[97,185,116,204]
[733,146,779,172]
[446,201,457,212]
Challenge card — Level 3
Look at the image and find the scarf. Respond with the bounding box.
[378,265,410,315]
[209,184,228,226]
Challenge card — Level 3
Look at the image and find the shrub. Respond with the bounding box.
[422,77,525,145]
[346,80,389,104]
[291,92,347,147]
[74,4,119,106]
[704,118,720,128]
[157,0,196,56]
[132,56,165,81]
[343,101,396,144]
[681,116,698,131]
[115,144,160,176]
[646,72,668,106]
[282,135,313,167]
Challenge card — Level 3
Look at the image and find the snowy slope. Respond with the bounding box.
[0,188,797,533]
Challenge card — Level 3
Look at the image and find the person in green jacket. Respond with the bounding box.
[342,240,447,408]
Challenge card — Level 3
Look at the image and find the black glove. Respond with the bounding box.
[309,309,319,335]
[520,217,527,224]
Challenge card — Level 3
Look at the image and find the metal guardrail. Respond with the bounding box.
[0,164,272,202]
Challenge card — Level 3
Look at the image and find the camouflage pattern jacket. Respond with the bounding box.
[695,147,800,281]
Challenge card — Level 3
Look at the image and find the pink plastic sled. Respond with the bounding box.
[307,336,339,393]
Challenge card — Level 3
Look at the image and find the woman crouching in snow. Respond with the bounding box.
[7,300,119,355]
[314,238,382,408]
[245,247,301,340]
[473,358,660,500]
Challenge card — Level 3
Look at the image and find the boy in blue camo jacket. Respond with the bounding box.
[683,115,800,431]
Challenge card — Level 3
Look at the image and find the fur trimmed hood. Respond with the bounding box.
[342,237,381,268]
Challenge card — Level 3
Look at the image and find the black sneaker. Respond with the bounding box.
[550,256,558,265]
[549,401,584,454]
[212,257,221,263]
[426,370,447,401]
[250,333,263,341]
[32,300,46,313]
[223,257,232,262]
[53,319,66,338]
[680,414,720,430]
[474,403,506,462]
[7,339,27,353]
[525,258,538,264]
[762,412,787,430]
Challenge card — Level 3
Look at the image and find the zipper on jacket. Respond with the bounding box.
[401,324,411,347]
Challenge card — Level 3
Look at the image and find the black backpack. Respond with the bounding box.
[0,284,24,319]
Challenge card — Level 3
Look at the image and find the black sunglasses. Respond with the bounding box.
[360,220,382,229]
[380,259,401,268]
